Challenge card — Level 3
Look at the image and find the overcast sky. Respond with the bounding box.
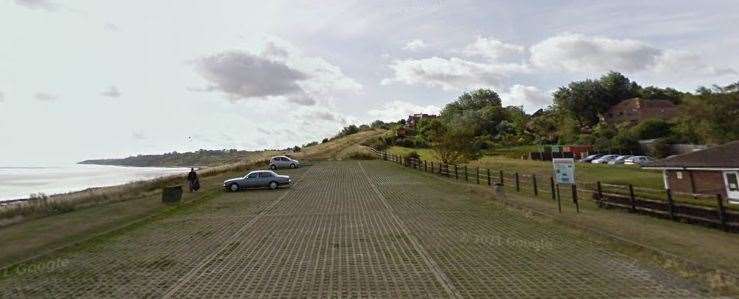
[1,0,737,163]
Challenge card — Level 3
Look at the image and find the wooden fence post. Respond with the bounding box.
[572,184,579,213]
[487,169,491,186]
[476,167,480,184]
[550,176,556,200]
[556,184,562,213]
[596,181,603,207]
[499,170,504,186]
[464,165,468,181]
[532,174,538,196]
[454,165,458,179]
[666,189,675,221]
[431,161,434,173]
[514,172,520,192]
[716,194,728,232]
[628,184,636,212]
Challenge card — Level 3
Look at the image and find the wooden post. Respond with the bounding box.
[628,184,636,212]
[572,184,579,213]
[499,170,504,186]
[556,184,562,213]
[666,189,675,220]
[464,165,468,181]
[476,167,480,184]
[487,169,491,186]
[532,174,538,196]
[454,165,458,179]
[431,162,434,173]
[717,194,728,232]
[596,181,603,207]
[514,172,520,192]
[550,176,556,200]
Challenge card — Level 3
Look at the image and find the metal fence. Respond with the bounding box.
[374,150,738,233]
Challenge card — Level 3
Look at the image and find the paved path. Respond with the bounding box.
[0,161,701,298]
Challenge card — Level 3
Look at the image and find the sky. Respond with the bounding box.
[1,0,737,163]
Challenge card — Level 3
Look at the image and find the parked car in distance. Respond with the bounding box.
[591,154,619,164]
[580,154,603,163]
[608,155,633,165]
[269,156,301,170]
[624,155,655,166]
[223,170,292,191]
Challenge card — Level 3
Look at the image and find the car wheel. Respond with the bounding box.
[229,183,239,192]
[269,181,278,190]
[270,164,277,170]
[290,163,296,169]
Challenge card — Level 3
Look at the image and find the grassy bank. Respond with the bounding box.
[386,146,663,188]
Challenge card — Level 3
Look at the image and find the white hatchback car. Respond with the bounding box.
[269,156,301,170]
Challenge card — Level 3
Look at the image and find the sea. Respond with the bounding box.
[0,163,190,202]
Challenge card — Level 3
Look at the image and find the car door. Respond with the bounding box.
[244,172,259,188]
[258,172,274,187]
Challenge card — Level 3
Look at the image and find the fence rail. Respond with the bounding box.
[373,149,738,233]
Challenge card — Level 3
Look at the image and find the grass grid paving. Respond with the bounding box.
[0,161,703,298]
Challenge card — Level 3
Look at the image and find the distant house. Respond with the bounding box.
[603,98,679,124]
[405,113,437,129]
[644,140,739,204]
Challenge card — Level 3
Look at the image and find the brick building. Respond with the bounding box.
[405,113,436,129]
[603,98,679,124]
[644,141,739,204]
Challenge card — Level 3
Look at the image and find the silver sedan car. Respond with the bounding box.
[269,156,301,170]
[223,170,292,191]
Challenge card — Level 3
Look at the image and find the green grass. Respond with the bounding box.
[387,146,664,189]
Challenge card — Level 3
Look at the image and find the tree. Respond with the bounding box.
[440,89,502,120]
[425,119,479,164]
[631,119,672,140]
[673,90,739,144]
[640,86,686,103]
[553,72,640,128]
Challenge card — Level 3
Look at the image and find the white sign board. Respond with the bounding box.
[553,158,575,184]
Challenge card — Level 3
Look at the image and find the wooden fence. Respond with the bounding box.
[374,150,738,233]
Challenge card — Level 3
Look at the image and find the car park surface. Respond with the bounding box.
[0,161,701,298]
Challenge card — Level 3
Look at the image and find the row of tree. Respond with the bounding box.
[361,72,737,163]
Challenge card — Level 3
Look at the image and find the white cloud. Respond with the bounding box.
[34,92,58,101]
[367,100,441,122]
[463,37,525,61]
[654,50,736,76]
[100,86,121,98]
[0,91,4,103]
[382,56,527,90]
[530,33,662,73]
[529,33,735,78]
[14,0,58,11]
[403,39,427,51]
[499,85,551,113]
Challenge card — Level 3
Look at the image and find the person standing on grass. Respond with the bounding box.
[187,168,200,192]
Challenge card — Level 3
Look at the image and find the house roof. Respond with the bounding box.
[645,140,739,169]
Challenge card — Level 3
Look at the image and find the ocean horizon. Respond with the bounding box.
[0,163,190,202]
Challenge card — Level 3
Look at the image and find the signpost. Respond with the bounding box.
[552,158,575,184]
[552,158,577,213]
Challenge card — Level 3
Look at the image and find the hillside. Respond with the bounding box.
[79,149,275,167]
[78,129,386,168]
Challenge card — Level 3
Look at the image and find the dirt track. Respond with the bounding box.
[0,161,702,298]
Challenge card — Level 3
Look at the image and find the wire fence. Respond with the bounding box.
[373,150,738,233]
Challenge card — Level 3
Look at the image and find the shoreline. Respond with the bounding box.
[0,164,194,205]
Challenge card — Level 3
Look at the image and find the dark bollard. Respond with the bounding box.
[162,186,183,203]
